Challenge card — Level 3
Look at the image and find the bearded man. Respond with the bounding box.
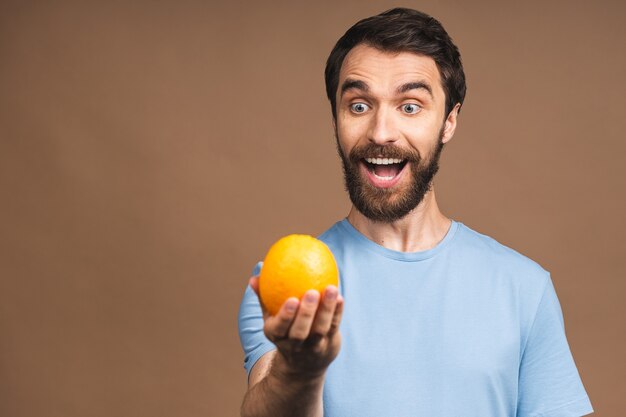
[238,8,593,417]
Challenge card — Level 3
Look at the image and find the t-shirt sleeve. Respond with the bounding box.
[237,262,276,377]
[517,276,593,417]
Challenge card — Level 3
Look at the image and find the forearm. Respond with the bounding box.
[241,356,325,417]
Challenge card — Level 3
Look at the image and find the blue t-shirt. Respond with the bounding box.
[238,219,593,417]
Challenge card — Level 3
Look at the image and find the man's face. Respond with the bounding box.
[334,44,458,222]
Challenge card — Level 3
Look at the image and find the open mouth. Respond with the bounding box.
[363,157,408,181]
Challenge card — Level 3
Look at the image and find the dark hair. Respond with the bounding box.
[324,8,466,119]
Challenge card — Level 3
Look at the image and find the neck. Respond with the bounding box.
[346,186,451,253]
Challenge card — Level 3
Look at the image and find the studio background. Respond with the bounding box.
[1,1,624,416]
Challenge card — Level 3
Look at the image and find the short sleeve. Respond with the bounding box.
[517,276,593,417]
[237,262,276,377]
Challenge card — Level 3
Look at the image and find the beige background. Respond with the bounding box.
[1,1,624,416]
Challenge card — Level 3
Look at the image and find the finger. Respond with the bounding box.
[248,276,271,319]
[264,297,299,340]
[328,294,344,336]
[288,290,320,342]
[310,285,338,337]
[249,276,260,295]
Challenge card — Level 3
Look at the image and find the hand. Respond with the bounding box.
[249,276,344,379]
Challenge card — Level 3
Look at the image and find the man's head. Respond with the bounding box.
[325,8,466,223]
[325,8,466,121]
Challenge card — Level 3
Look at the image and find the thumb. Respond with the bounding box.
[249,276,270,319]
[249,275,260,296]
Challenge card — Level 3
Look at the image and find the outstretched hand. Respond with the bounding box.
[249,276,344,378]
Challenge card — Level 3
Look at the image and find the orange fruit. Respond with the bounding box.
[259,234,339,316]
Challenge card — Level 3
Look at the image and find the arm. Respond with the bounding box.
[241,277,344,417]
[241,351,325,417]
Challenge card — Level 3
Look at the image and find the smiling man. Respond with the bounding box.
[238,8,592,417]
[335,44,453,228]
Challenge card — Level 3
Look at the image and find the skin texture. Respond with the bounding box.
[336,44,460,252]
[241,44,460,417]
[241,280,343,417]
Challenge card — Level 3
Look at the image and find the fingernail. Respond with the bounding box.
[325,287,337,300]
[305,291,319,303]
[285,299,298,312]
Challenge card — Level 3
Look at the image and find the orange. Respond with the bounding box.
[259,234,339,316]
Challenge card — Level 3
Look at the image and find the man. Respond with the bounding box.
[238,8,592,417]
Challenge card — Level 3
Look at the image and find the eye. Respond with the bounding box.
[401,103,421,114]
[350,103,370,114]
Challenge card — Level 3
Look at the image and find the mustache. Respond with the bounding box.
[348,144,421,163]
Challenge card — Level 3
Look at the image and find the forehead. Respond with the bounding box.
[338,44,443,97]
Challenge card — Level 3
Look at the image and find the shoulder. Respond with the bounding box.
[317,220,351,255]
[318,220,346,243]
[453,222,550,285]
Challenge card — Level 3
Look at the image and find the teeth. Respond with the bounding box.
[365,157,403,165]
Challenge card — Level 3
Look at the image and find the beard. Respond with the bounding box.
[336,130,445,223]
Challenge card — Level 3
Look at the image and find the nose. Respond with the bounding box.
[367,106,398,145]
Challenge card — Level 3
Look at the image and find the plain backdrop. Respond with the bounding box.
[1,1,624,416]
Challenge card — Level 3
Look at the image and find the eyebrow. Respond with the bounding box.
[340,79,433,99]
[340,79,369,96]
[397,81,433,98]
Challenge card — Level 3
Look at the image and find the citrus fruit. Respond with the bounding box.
[259,234,339,316]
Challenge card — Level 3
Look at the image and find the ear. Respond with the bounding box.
[441,103,461,144]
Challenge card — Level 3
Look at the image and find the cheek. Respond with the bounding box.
[400,119,443,147]
[335,125,353,149]
[337,117,368,145]
[333,126,350,157]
